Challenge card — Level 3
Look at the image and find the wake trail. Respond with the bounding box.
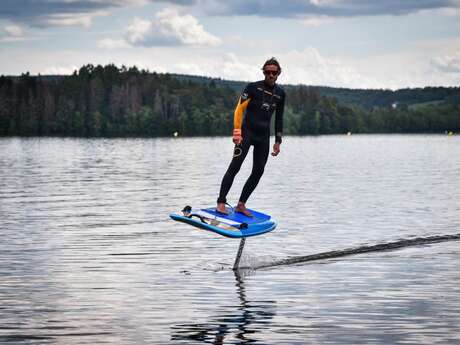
[244,233,460,270]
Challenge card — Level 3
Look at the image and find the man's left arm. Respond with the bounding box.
[272,91,285,156]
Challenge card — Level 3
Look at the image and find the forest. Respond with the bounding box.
[0,64,459,137]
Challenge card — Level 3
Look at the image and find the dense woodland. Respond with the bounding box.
[0,64,459,137]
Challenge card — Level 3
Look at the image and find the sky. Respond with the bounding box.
[1,0,460,89]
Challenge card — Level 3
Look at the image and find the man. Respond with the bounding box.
[216,57,285,216]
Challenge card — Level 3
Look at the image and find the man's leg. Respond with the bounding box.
[217,136,251,209]
[238,136,270,211]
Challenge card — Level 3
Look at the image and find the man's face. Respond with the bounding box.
[263,64,279,86]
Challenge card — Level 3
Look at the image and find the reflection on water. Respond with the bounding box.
[0,135,459,344]
[171,270,276,344]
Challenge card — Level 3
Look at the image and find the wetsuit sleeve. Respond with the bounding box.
[275,91,285,143]
[233,84,252,131]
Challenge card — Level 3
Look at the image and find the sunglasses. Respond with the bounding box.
[263,70,279,76]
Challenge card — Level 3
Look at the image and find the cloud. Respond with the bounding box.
[99,8,220,48]
[3,0,458,31]
[4,25,24,37]
[43,65,80,75]
[39,12,102,28]
[277,47,380,88]
[1,24,27,42]
[302,15,334,27]
[3,0,459,29]
[155,48,379,88]
[98,38,130,49]
[431,53,460,73]
[155,0,460,19]
[125,8,221,47]
[171,53,260,81]
[3,41,459,88]
[0,0,145,27]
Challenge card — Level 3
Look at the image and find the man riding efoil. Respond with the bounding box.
[216,57,286,217]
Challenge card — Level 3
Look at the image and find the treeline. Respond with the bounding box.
[0,64,235,137]
[314,85,460,110]
[285,87,460,134]
[0,64,459,137]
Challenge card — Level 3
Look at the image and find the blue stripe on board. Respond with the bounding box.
[170,208,276,239]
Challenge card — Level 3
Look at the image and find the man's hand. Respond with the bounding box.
[233,129,243,145]
[271,142,281,156]
[233,135,243,145]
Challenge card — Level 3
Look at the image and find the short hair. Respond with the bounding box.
[262,57,282,74]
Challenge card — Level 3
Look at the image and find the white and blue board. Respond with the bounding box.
[170,206,277,238]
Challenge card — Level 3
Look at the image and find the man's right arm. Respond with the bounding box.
[233,84,252,144]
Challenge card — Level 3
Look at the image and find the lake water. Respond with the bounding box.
[1,135,459,344]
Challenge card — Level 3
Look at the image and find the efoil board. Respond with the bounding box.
[170,207,276,238]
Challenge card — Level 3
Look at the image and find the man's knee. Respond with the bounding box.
[251,164,265,179]
[229,159,244,175]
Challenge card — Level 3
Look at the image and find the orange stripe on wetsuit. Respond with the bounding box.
[233,96,250,139]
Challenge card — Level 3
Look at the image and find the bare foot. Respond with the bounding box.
[216,203,229,215]
[235,202,253,217]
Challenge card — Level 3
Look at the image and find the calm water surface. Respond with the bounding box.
[0,135,459,344]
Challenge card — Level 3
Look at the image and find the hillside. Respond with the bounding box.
[169,74,460,110]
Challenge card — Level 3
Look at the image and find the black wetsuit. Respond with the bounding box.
[217,80,285,204]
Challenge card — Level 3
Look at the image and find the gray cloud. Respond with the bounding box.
[158,0,460,18]
[0,0,142,27]
[1,0,459,28]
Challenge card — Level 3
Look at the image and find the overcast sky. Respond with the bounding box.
[1,0,460,89]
